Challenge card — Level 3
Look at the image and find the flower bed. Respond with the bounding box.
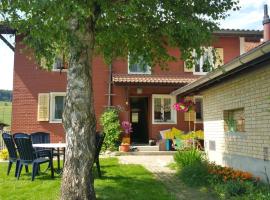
[174,148,270,199]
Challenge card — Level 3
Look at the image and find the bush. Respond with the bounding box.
[100,108,122,151]
[180,161,210,186]
[224,180,247,197]
[174,148,204,168]
[0,149,9,160]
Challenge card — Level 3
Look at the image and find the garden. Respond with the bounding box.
[173,148,270,200]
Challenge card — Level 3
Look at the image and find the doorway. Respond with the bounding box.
[130,97,148,144]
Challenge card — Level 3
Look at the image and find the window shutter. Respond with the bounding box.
[215,48,224,68]
[184,110,196,121]
[184,62,193,72]
[37,93,50,121]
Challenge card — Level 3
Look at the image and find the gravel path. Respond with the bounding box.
[118,155,218,200]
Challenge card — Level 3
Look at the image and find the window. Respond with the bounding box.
[52,56,68,71]
[194,96,203,123]
[193,47,213,75]
[50,92,66,123]
[224,108,245,132]
[152,94,176,124]
[128,55,151,74]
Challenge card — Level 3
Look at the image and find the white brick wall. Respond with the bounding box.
[202,64,270,164]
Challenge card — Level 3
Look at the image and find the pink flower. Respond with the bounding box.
[121,121,132,134]
[173,98,195,112]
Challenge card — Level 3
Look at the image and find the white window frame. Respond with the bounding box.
[49,92,66,123]
[52,57,67,72]
[194,96,203,123]
[152,94,177,124]
[128,55,151,74]
[193,47,213,76]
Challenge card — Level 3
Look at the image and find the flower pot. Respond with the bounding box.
[119,144,130,152]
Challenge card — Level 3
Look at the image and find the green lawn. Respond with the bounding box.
[0,158,175,200]
[0,101,12,126]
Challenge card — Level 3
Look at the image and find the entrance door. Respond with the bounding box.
[130,97,148,144]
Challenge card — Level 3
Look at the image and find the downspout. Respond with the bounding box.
[107,64,112,107]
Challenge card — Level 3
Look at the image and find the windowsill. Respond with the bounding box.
[128,72,151,75]
[153,121,177,125]
[193,72,208,75]
[52,69,67,72]
[49,120,63,124]
[225,131,247,139]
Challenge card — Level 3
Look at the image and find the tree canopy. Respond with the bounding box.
[0,1,239,199]
[1,0,239,69]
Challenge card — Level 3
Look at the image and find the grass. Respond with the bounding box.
[0,101,12,126]
[0,158,175,200]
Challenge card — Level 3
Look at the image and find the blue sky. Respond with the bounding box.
[0,0,269,90]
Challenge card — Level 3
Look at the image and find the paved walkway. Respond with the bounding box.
[118,155,217,200]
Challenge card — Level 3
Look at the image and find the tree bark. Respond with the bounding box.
[61,18,97,200]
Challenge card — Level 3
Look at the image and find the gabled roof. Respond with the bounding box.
[171,41,270,96]
[112,74,198,86]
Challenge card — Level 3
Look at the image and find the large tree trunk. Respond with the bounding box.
[61,18,97,200]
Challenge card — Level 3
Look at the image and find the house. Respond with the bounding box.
[171,6,270,181]
[0,24,263,143]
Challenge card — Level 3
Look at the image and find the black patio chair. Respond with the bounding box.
[95,132,106,178]
[13,133,54,181]
[31,131,64,170]
[31,132,50,144]
[1,132,27,177]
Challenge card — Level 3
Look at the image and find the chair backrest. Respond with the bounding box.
[95,132,105,159]
[13,133,35,163]
[31,132,50,144]
[2,132,17,160]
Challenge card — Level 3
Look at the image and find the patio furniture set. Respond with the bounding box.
[1,131,105,181]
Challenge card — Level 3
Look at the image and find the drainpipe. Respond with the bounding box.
[107,64,112,107]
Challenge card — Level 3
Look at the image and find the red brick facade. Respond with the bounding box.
[11,35,253,142]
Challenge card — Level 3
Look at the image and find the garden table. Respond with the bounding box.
[33,143,66,173]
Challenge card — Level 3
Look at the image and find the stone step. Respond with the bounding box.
[131,145,159,152]
[118,151,177,156]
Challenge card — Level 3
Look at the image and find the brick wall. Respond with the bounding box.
[11,35,241,142]
[202,64,270,165]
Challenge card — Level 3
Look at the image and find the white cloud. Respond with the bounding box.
[220,0,270,29]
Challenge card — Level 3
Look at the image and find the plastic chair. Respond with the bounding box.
[95,132,105,178]
[31,131,64,170]
[1,132,26,176]
[13,133,54,181]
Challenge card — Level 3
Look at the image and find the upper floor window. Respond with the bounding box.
[152,94,177,124]
[184,47,224,75]
[194,47,213,75]
[128,55,151,74]
[50,92,66,123]
[52,55,68,71]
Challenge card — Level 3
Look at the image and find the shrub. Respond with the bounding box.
[174,148,204,168]
[100,108,121,151]
[224,180,247,197]
[180,161,210,186]
[0,149,9,160]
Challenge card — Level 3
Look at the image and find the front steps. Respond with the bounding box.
[118,144,177,156]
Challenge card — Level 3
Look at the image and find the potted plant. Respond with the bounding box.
[226,116,237,132]
[119,121,132,152]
